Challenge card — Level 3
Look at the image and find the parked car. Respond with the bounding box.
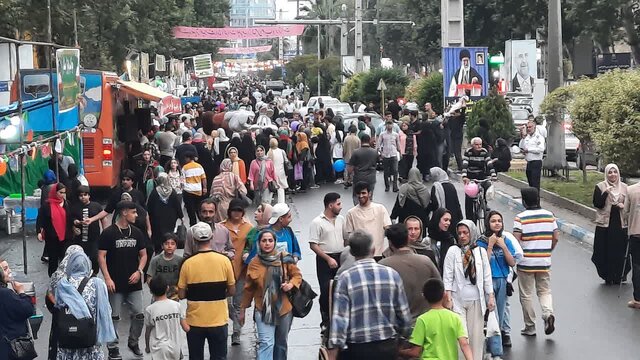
[326,102,353,115]
[341,112,384,133]
[576,140,604,171]
[565,128,580,161]
[300,96,340,117]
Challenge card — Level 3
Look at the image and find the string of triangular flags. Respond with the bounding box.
[0,126,82,176]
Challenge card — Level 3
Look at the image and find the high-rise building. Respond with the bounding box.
[229,0,277,28]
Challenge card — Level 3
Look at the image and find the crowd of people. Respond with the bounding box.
[5,76,625,360]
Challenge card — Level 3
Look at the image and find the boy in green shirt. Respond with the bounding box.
[400,279,474,360]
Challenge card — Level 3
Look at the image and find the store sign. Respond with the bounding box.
[193,54,214,78]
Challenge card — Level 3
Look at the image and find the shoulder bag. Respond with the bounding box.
[280,253,317,318]
[5,319,37,360]
[55,277,97,349]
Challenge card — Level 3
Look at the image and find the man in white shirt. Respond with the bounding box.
[309,192,347,331]
[346,182,392,260]
[519,120,545,190]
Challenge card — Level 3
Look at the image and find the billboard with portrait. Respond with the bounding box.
[505,40,537,94]
[443,47,489,105]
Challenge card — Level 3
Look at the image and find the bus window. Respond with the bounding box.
[23,74,50,99]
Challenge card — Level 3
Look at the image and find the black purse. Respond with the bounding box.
[280,254,317,318]
[55,277,97,349]
[5,321,37,360]
[268,180,278,193]
[176,222,187,249]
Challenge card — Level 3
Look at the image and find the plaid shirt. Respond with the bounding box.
[328,258,411,348]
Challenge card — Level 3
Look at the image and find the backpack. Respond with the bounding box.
[55,277,97,349]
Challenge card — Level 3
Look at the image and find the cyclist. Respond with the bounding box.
[461,137,496,224]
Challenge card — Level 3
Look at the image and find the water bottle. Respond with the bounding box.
[82,208,89,242]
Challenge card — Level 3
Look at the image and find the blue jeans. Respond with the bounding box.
[254,310,294,360]
[108,290,144,349]
[487,277,507,356]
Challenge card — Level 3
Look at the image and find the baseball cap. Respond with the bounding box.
[228,198,246,212]
[191,222,213,242]
[268,203,290,225]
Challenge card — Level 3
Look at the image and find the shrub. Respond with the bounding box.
[466,87,515,145]
[339,68,410,106]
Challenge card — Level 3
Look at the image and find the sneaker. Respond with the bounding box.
[520,326,536,336]
[392,187,399,192]
[41,256,49,263]
[628,300,640,309]
[108,348,123,360]
[128,343,143,357]
[544,314,555,335]
[231,332,241,345]
[334,179,344,184]
[310,184,320,189]
[385,187,390,192]
[501,331,512,347]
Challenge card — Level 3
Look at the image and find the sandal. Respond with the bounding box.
[627,300,640,309]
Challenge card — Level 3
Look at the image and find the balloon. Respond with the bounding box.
[333,159,346,173]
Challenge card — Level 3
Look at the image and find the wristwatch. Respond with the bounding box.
[138,269,144,276]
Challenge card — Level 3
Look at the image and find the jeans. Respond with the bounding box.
[108,290,144,349]
[435,142,445,169]
[486,277,507,356]
[228,277,246,334]
[382,157,398,190]
[183,191,202,226]
[186,325,228,360]
[341,338,398,360]
[503,297,512,334]
[254,310,294,360]
[316,253,341,326]
[630,236,640,301]
[517,270,554,329]
[451,136,464,169]
[526,159,542,190]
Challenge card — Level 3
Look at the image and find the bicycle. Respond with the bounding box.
[466,178,493,234]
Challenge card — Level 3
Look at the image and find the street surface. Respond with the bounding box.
[2,172,640,359]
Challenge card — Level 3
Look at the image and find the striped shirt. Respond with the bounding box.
[513,209,558,272]
[329,259,411,348]
[182,161,206,196]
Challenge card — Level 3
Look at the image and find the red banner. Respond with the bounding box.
[218,46,273,55]
[173,25,305,40]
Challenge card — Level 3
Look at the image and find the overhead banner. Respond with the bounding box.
[218,46,272,55]
[155,54,166,72]
[443,47,489,105]
[140,52,150,83]
[173,25,305,40]
[55,48,81,113]
[505,40,537,94]
[193,54,214,78]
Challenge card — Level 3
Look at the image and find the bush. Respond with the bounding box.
[339,68,410,106]
[404,73,445,113]
[466,87,515,145]
[285,55,341,96]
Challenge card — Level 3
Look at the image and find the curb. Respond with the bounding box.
[448,170,595,245]
[493,189,595,246]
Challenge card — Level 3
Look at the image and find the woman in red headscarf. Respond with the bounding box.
[36,183,74,276]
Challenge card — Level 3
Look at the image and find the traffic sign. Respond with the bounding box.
[377,78,387,91]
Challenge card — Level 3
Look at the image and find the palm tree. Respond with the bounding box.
[298,0,343,58]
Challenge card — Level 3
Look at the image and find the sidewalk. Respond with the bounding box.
[493,181,595,246]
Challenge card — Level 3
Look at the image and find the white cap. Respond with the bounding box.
[268,203,290,225]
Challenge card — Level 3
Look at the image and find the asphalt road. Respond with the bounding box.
[3,172,640,359]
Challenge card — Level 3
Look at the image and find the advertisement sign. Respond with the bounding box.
[505,40,537,94]
[155,54,166,72]
[193,54,214,78]
[55,48,81,113]
[218,46,272,55]
[173,25,305,40]
[140,52,150,83]
[442,47,489,105]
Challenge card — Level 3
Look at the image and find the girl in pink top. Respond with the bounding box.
[248,145,277,206]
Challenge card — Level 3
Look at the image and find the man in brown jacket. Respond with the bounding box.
[626,182,640,309]
[379,223,440,323]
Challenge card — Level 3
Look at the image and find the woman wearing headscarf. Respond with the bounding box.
[443,220,494,360]
[477,211,520,358]
[313,126,334,185]
[145,165,165,204]
[226,133,243,157]
[227,146,248,184]
[54,251,116,359]
[267,138,290,204]
[294,132,312,192]
[426,208,457,272]
[147,173,184,254]
[39,169,58,263]
[239,132,256,178]
[593,163,630,285]
[37,183,75,276]
[244,203,274,264]
[46,245,85,359]
[211,159,248,222]
[278,129,296,190]
[249,145,277,206]
[391,168,430,230]
[427,167,463,237]
[240,229,302,360]
[0,266,34,360]
[330,120,345,183]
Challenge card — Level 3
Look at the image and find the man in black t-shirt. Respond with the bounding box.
[71,185,103,273]
[99,200,148,359]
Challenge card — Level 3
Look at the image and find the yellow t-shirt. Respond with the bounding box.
[178,250,235,327]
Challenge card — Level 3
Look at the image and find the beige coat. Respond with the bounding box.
[625,183,640,236]
[595,181,628,228]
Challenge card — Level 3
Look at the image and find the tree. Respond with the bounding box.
[405,72,444,113]
[340,68,409,106]
[466,87,515,145]
[285,55,342,96]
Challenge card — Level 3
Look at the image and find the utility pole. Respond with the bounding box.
[355,0,364,72]
[296,0,300,55]
[440,0,464,47]
[73,9,79,47]
[544,0,566,171]
[317,25,321,95]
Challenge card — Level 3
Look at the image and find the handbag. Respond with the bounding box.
[268,180,278,193]
[280,254,317,318]
[55,277,97,349]
[175,222,187,249]
[282,150,293,172]
[5,321,37,360]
